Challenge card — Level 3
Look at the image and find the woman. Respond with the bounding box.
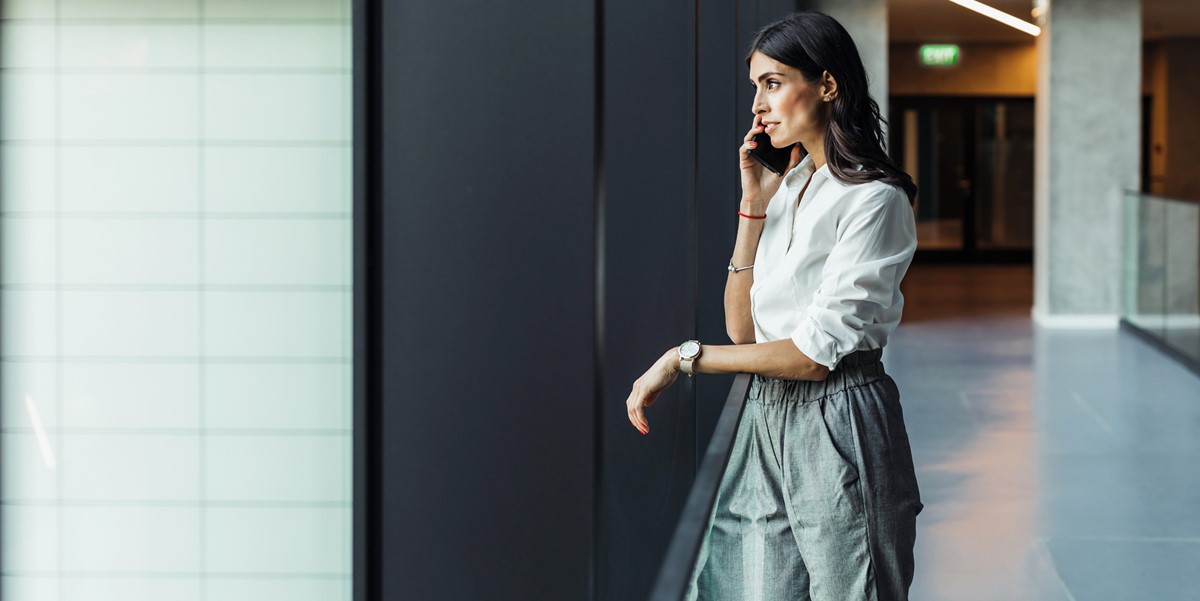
[623,11,924,601]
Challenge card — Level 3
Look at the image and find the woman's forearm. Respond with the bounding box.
[685,339,830,381]
[724,199,767,344]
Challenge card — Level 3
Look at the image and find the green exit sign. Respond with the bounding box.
[920,45,960,67]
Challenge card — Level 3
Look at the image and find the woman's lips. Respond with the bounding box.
[764,122,779,134]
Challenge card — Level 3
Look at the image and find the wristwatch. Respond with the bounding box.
[678,340,702,376]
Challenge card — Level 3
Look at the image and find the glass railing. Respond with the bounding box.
[1123,191,1200,370]
[647,373,751,601]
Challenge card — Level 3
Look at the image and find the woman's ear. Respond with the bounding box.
[820,70,839,102]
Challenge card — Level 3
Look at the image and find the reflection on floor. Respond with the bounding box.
[915,218,964,250]
[885,264,1200,600]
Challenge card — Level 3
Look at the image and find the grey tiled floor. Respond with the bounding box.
[885,265,1200,601]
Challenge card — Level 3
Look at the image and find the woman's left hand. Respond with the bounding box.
[626,349,681,435]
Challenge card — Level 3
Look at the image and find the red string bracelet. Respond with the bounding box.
[737,210,766,220]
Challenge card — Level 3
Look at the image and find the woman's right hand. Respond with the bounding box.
[738,115,802,211]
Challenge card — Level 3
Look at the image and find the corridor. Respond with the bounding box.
[887,264,1200,600]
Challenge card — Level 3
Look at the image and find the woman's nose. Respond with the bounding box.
[751,93,767,114]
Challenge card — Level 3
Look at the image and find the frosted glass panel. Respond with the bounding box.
[0,2,353,599]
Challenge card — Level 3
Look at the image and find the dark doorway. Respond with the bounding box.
[889,96,1035,263]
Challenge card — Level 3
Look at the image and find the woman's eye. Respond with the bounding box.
[767,80,779,90]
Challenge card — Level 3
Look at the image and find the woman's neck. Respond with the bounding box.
[803,133,826,171]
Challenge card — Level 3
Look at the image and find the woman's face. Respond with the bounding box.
[747,51,828,148]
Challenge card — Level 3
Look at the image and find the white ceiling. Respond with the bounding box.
[888,0,1200,43]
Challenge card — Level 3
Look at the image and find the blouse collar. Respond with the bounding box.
[782,153,830,189]
[783,157,874,191]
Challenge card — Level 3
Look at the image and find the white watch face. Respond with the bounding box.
[680,341,700,359]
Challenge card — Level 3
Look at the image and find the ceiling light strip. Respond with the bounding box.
[946,0,1042,36]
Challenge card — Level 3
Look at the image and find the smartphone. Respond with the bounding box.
[747,132,798,176]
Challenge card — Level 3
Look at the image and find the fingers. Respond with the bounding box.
[626,386,650,435]
[740,134,761,163]
[741,115,763,160]
[741,138,758,158]
[743,114,762,144]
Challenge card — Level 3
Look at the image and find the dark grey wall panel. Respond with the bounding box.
[597,0,697,598]
[365,0,597,599]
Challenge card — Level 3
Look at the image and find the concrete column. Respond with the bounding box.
[1033,0,1141,327]
[800,0,888,126]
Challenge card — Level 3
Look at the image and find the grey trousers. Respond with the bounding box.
[687,348,922,601]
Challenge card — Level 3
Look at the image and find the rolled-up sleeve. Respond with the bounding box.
[789,186,916,370]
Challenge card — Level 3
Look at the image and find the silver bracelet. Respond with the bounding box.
[727,260,754,273]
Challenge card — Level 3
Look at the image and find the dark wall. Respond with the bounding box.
[597,0,698,595]
[356,0,797,599]
[359,0,597,599]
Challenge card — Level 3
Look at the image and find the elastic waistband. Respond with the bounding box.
[748,348,887,404]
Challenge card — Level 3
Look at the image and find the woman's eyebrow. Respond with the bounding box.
[751,71,785,82]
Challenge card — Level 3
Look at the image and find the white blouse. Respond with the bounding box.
[749,154,917,371]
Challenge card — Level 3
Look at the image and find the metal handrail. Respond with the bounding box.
[646,373,753,601]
